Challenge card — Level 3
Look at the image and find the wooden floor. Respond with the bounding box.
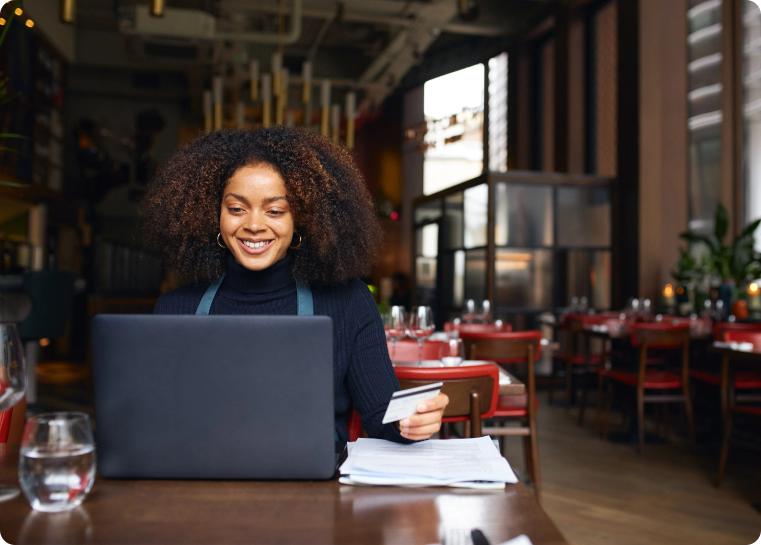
[501,395,761,545]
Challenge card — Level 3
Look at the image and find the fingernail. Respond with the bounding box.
[418,404,427,411]
[401,419,410,426]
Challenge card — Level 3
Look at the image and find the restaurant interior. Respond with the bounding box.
[0,0,761,543]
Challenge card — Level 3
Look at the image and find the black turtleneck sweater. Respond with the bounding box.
[153,252,409,443]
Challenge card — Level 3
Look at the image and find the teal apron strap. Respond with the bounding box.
[195,275,313,316]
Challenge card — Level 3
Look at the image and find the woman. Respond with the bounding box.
[142,127,448,442]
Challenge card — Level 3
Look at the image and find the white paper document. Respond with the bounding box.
[339,437,518,488]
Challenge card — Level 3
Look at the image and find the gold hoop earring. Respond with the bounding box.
[289,231,302,250]
[217,233,227,249]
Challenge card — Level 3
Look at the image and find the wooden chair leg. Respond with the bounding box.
[470,391,482,438]
[564,361,573,412]
[637,387,645,454]
[595,373,605,436]
[529,420,542,504]
[603,381,613,440]
[464,420,471,438]
[716,415,733,488]
[549,360,557,404]
[578,370,588,426]
[683,383,695,444]
[523,434,533,480]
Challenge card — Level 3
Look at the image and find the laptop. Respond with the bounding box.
[92,314,336,480]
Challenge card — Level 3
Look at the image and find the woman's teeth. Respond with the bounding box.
[243,240,271,249]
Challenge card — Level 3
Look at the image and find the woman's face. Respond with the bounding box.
[220,164,294,271]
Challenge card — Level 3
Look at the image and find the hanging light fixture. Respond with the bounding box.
[330,104,340,142]
[301,61,312,105]
[320,80,331,137]
[276,68,288,126]
[345,92,356,149]
[261,74,272,128]
[150,0,165,17]
[212,76,223,130]
[271,52,282,102]
[60,0,75,24]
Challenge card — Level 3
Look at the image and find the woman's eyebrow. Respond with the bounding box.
[262,196,287,204]
[223,192,250,204]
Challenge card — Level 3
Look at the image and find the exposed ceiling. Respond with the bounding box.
[71,0,558,110]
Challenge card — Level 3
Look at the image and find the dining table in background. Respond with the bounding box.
[0,445,568,545]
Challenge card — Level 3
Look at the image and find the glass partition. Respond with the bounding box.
[464,184,488,248]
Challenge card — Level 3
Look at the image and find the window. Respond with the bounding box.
[423,64,485,195]
[743,0,761,245]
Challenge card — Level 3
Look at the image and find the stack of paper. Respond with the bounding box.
[339,437,518,489]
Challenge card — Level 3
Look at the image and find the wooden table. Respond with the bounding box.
[0,445,567,545]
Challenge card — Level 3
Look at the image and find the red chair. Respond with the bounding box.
[346,410,362,442]
[387,339,444,363]
[0,408,13,444]
[550,314,606,417]
[394,365,499,439]
[459,330,543,502]
[601,323,694,453]
[691,328,761,426]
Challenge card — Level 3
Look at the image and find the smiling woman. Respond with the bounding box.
[141,127,448,442]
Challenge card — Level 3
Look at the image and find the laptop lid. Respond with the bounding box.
[92,314,335,480]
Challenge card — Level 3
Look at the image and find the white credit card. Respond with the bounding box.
[382,382,443,424]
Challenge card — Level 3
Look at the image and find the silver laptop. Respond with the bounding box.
[92,314,335,480]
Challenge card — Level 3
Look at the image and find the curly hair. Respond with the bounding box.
[141,127,380,285]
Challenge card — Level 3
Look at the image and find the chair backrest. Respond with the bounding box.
[388,339,444,362]
[395,365,500,437]
[17,270,77,341]
[630,323,690,348]
[721,330,761,351]
[444,322,513,334]
[347,410,362,442]
[459,330,543,363]
[0,407,12,444]
[714,322,761,341]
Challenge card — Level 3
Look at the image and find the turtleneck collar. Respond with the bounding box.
[224,252,295,294]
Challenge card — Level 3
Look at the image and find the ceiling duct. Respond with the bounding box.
[119,0,303,44]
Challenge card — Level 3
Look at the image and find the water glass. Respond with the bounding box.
[439,338,464,367]
[383,306,407,365]
[19,412,96,512]
[407,306,435,366]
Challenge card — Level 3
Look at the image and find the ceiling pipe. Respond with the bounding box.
[60,0,75,24]
[216,0,302,44]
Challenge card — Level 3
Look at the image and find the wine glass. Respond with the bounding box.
[0,323,27,502]
[383,306,407,365]
[439,338,464,367]
[479,300,492,323]
[407,306,435,367]
[462,300,476,323]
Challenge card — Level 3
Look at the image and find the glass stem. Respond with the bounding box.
[418,340,424,367]
[391,339,397,365]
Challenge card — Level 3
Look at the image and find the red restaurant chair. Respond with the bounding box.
[550,314,606,416]
[346,410,362,442]
[394,365,499,439]
[601,323,694,453]
[459,330,543,502]
[0,407,12,444]
[690,328,761,426]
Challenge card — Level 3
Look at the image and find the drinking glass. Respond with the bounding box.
[19,412,95,512]
[439,338,465,367]
[0,323,26,502]
[383,306,407,365]
[407,306,435,366]
[462,300,476,323]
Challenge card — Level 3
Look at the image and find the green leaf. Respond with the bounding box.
[715,203,729,242]
[0,134,26,139]
[740,219,761,239]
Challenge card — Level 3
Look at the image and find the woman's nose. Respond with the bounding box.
[246,210,266,232]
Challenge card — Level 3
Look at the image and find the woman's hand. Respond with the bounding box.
[398,392,449,441]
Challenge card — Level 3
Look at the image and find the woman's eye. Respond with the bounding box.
[268,210,285,216]
[228,207,244,213]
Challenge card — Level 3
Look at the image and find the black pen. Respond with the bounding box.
[471,529,492,545]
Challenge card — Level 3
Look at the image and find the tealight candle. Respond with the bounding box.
[748,282,761,311]
[663,284,676,307]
